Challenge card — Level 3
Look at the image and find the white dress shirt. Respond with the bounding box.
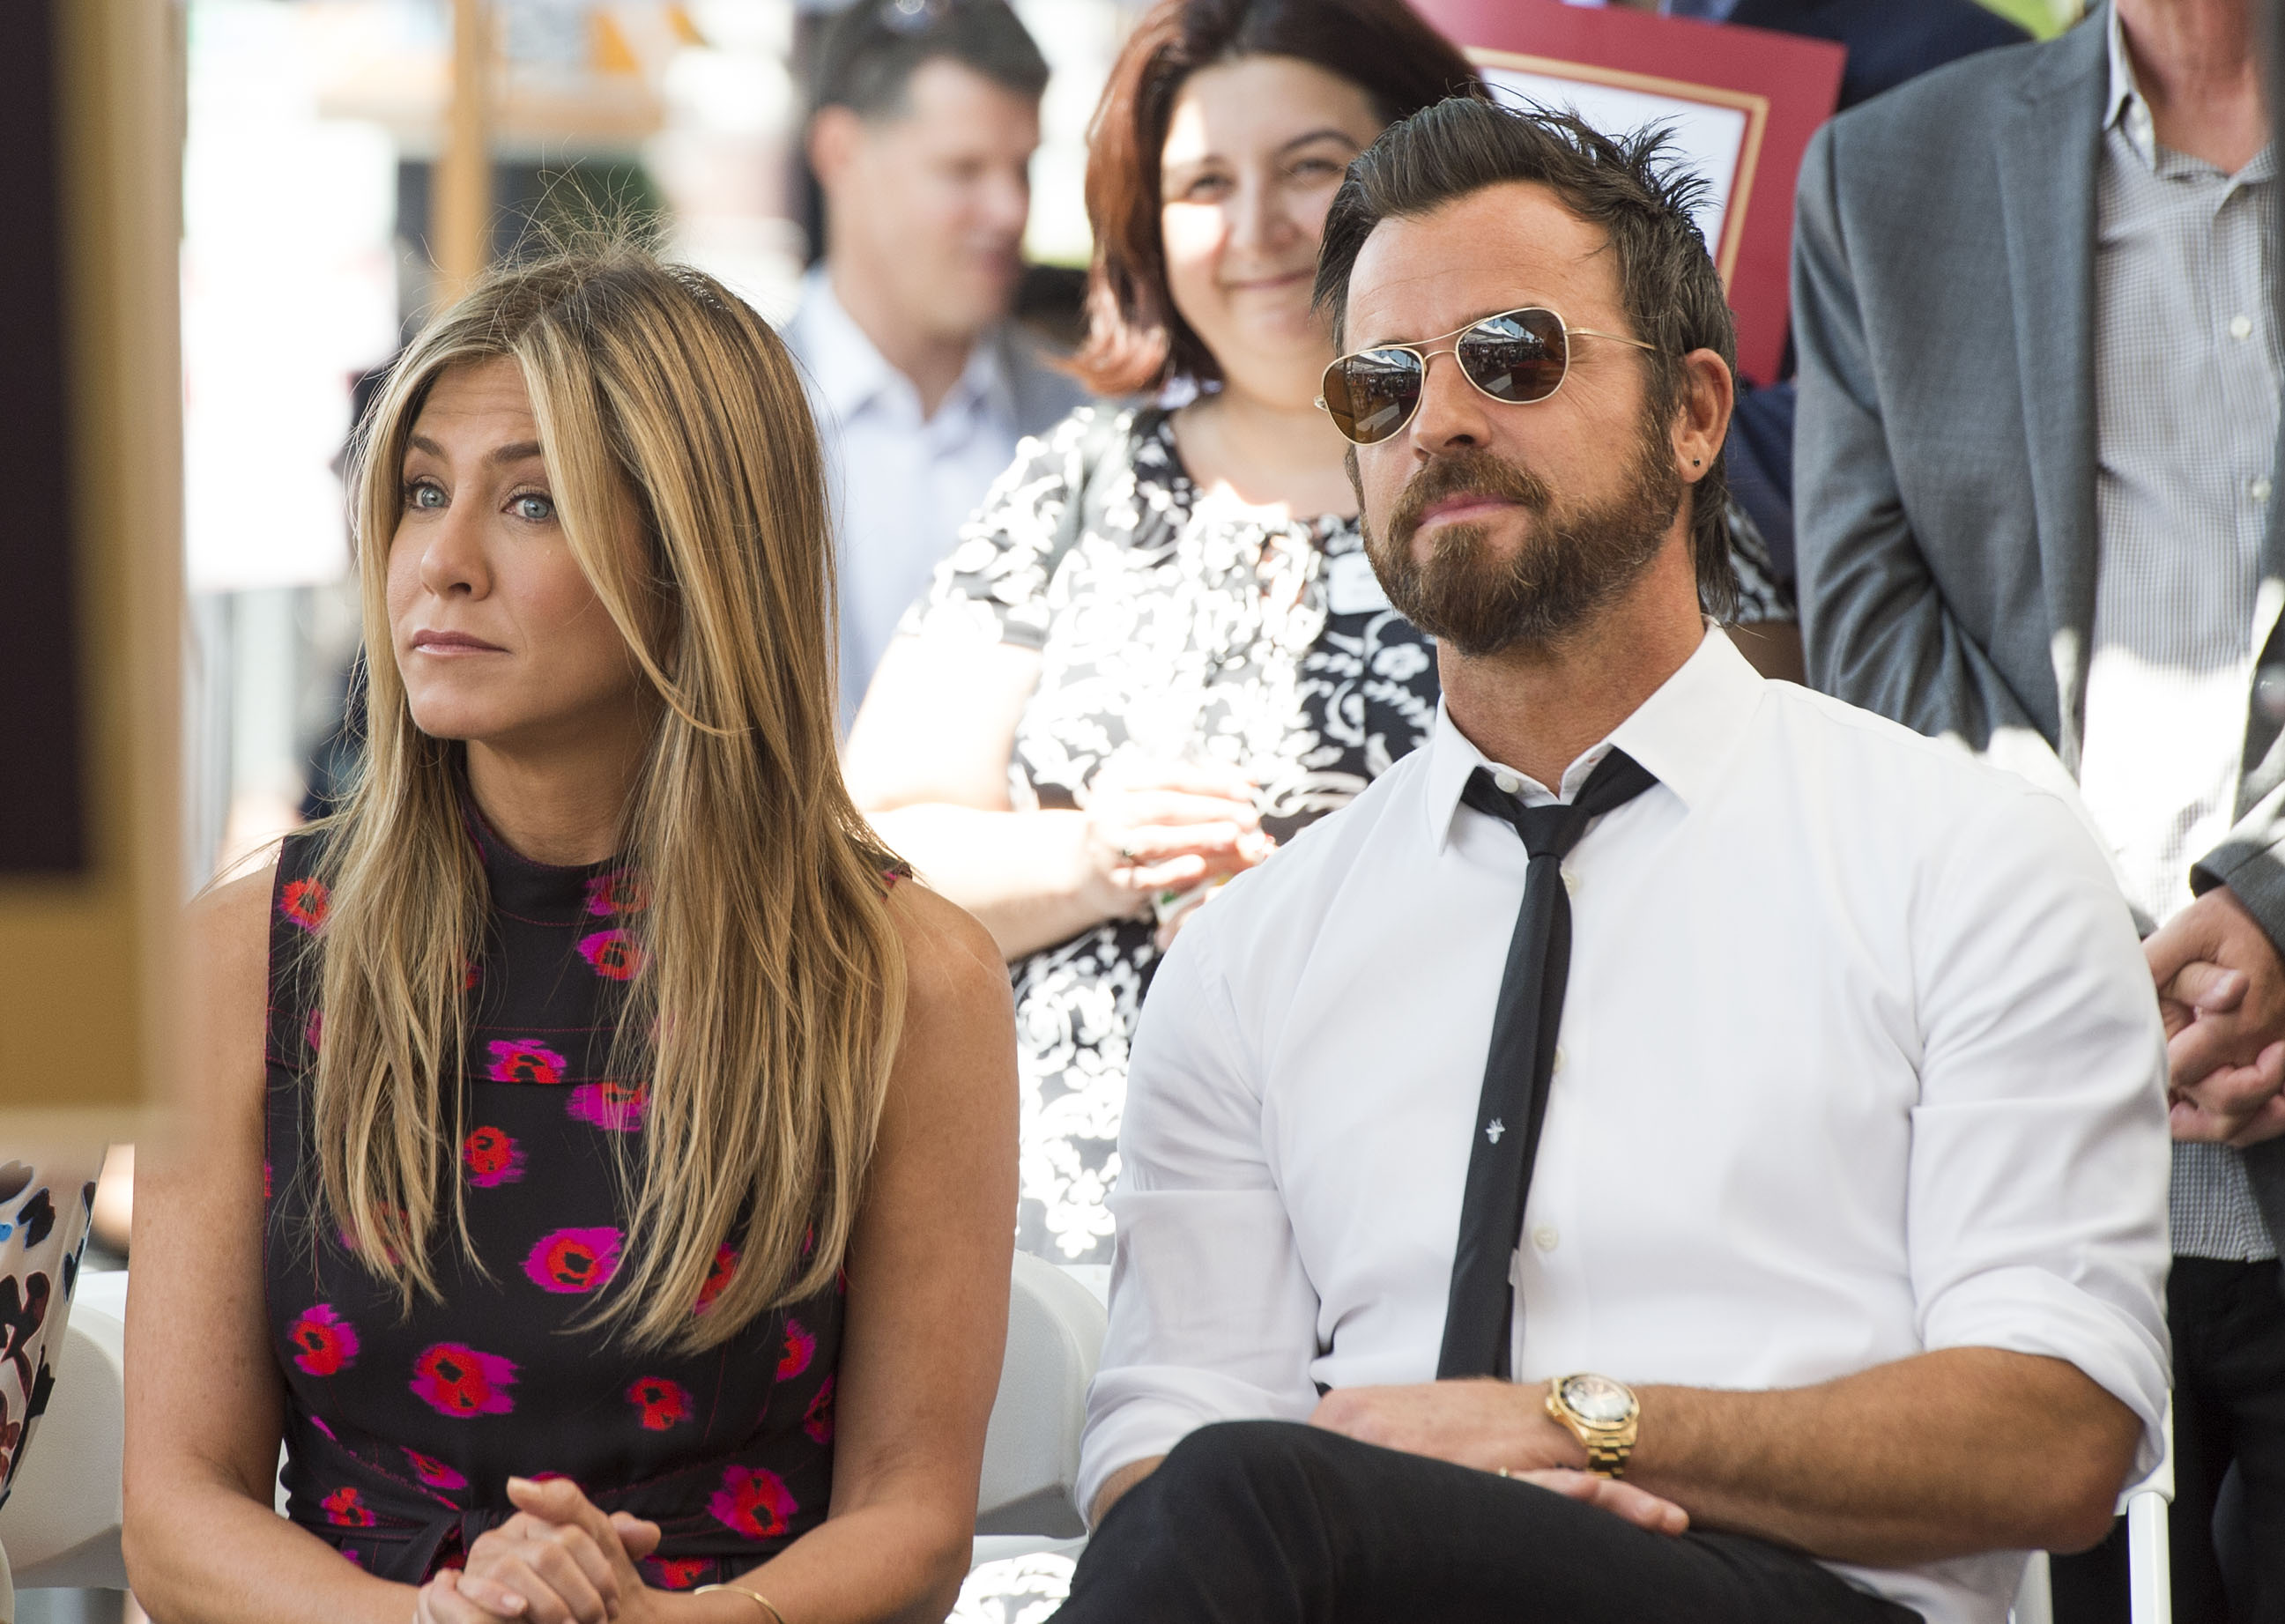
[1082,628,2171,1624]
[781,269,1028,731]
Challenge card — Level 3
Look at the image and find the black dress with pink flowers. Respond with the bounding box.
[262,822,842,1591]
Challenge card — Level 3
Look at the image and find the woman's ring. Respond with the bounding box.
[1118,844,1138,863]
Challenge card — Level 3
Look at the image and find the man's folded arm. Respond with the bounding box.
[1791,124,2074,806]
[1077,925,1323,1525]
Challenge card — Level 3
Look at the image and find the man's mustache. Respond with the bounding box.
[1386,451,1555,548]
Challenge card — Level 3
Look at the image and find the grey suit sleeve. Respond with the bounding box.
[2192,784,2285,953]
[1792,125,2059,775]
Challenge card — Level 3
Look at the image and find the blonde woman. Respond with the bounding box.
[124,248,1017,1624]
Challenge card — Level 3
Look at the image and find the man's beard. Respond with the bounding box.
[1358,427,1684,659]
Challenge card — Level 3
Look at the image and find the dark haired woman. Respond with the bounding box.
[846,0,1481,1283]
[124,247,1017,1624]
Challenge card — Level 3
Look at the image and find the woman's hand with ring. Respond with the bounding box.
[1077,761,1272,922]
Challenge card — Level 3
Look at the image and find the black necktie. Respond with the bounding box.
[1436,749,1659,1380]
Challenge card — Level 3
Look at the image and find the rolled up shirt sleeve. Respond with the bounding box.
[1077,919,1323,1523]
[1908,784,2173,1479]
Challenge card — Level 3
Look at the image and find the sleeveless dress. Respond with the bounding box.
[261,822,842,1591]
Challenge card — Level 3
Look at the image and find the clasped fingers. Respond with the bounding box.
[461,1517,622,1624]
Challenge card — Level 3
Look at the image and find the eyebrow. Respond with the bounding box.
[1164,127,1364,174]
[405,433,546,468]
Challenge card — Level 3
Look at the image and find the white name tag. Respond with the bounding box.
[1324,549,1392,616]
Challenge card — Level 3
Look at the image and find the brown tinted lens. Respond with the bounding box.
[1457,308,1568,404]
[1323,349,1424,445]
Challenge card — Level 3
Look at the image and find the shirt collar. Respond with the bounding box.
[790,264,1011,426]
[1423,624,1766,849]
[2104,4,2159,171]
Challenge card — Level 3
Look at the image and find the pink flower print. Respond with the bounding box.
[404,1449,467,1492]
[308,1413,338,1442]
[694,1244,738,1316]
[627,1375,692,1432]
[584,870,649,916]
[803,1375,835,1445]
[322,1486,376,1527]
[645,1556,713,1591]
[279,878,330,931]
[461,1125,525,1188]
[776,1318,815,1382]
[576,929,643,983]
[410,1343,518,1418]
[340,1546,362,1567]
[707,1464,798,1540]
[288,1304,360,1376]
[567,1080,647,1132]
[523,1227,623,1294]
[486,1040,568,1086]
[304,1010,323,1055]
[263,1161,272,1201]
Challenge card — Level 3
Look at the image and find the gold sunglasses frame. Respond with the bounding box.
[1314,307,1665,445]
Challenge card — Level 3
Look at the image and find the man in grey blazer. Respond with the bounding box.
[1792,3,2281,1616]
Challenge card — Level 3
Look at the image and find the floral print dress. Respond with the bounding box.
[263,824,840,1588]
[902,405,1444,1266]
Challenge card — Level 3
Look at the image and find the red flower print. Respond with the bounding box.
[289,1304,360,1376]
[576,929,644,983]
[776,1318,815,1382]
[410,1343,518,1417]
[486,1040,568,1086]
[643,1556,712,1591]
[464,960,481,991]
[404,1449,467,1492]
[707,1465,798,1540]
[584,870,649,916]
[803,1375,835,1445]
[322,1486,377,1528]
[304,1010,323,1054]
[627,1375,693,1432]
[694,1244,738,1316]
[263,1161,272,1201]
[462,1126,525,1188]
[567,1080,647,1132]
[280,877,330,931]
[523,1227,623,1294]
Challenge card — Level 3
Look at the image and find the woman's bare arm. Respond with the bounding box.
[706,881,1020,1623]
[123,864,426,1623]
[849,637,1262,959]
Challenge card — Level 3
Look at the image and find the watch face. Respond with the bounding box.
[1561,1374,1636,1427]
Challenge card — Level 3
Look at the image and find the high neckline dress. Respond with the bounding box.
[261,821,840,1591]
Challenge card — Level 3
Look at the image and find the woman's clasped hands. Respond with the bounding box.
[417,1477,667,1624]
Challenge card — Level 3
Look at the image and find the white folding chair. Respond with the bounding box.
[2012,1400,2173,1624]
[0,1268,130,1592]
[970,1252,1106,1571]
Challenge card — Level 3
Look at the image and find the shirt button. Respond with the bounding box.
[1532,1224,1561,1253]
[1493,770,1522,795]
[2255,478,2274,503]
[2231,314,2255,341]
[1551,1047,1567,1074]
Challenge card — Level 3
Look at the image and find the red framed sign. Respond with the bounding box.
[1408,0,1844,386]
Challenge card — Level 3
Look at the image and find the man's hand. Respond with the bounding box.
[2146,886,2285,1145]
[1308,1380,1687,1535]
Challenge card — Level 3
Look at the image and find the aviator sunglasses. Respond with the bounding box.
[1317,307,1666,446]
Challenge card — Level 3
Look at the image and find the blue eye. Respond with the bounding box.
[404,480,447,511]
[512,493,556,523]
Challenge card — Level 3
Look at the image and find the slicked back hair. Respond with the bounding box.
[1315,100,1738,619]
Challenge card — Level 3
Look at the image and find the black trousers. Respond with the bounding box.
[1054,1421,1922,1624]
[2053,1258,2285,1624]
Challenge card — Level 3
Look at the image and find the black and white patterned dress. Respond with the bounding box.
[903,405,1439,1264]
[903,404,1793,1270]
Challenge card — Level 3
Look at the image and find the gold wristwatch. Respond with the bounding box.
[1545,1372,1640,1479]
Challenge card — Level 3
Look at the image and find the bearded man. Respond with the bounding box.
[1048,100,2171,1624]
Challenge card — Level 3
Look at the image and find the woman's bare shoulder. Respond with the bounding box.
[884,878,1010,1021]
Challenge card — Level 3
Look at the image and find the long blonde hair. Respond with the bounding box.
[310,246,905,1351]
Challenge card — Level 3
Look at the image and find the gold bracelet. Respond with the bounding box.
[693,1583,787,1624]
